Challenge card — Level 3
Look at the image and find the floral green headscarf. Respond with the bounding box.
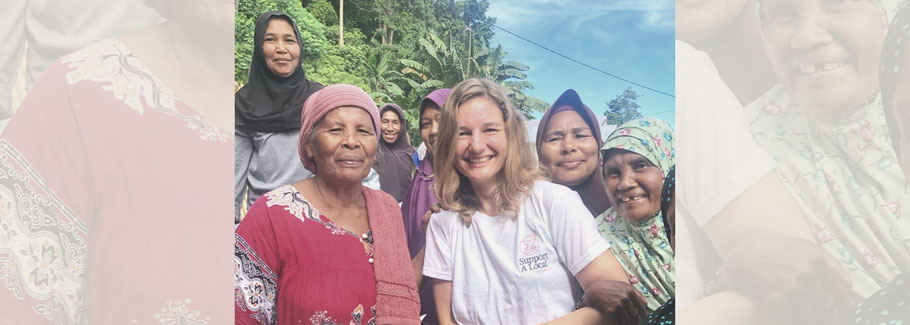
[595,118,676,310]
[601,118,675,175]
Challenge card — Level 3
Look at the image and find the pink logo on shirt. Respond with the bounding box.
[520,234,540,256]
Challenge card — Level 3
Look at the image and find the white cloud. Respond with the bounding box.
[635,10,674,33]
[488,0,674,33]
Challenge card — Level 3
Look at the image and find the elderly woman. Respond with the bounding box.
[536,89,610,217]
[422,78,646,325]
[234,12,378,223]
[234,84,420,324]
[595,119,675,311]
[374,103,415,202]
[744,0,910,303]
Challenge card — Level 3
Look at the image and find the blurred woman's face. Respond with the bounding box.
[262,18,300,77]
[677,0,749,42]
[539,110,599,187]
[420,104,441,152]
[306,107,378,184]
[603,150,664,223]
[760,0,883,115]
[380,110,402,144]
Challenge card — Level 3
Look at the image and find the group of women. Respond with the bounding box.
[233,11,678,325]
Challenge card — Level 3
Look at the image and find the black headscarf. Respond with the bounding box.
[236,11,323,132]
[882,2,910,159]
[660,165,675,240]
[374,103,415,201]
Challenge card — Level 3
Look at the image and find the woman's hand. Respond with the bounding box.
[579,280,648,325]
[421,203,441,233]
[716,236,853,324]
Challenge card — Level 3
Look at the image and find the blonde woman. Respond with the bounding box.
[421,78,646,324]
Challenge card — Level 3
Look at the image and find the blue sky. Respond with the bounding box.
[487,0,675,127]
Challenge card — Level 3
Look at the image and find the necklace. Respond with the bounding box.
[360,231,375,264]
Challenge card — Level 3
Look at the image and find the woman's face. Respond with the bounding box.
[892,47,910,177]
[455,96,508,192]
[380,110,402,144]
[760,0,883,114]
[262,18,300,77]
[539,110,600,187]
[420,104,441,152]
[603,150,664,223]
[306,107,378,184]
[677,0,749,42]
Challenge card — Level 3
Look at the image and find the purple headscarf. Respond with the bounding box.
[400,88,450,325]
[400,88,450,258]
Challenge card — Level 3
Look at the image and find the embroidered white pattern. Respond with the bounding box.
[235,234,278,325]
[0,141,88,324]
[61,39,228,143]
[263,185,321,224]
[153,298,208,325]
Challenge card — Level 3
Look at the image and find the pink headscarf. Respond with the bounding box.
[297,84,421,323]
[298,84,380,173]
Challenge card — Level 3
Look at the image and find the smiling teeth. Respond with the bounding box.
[797,62,844,74]
[621,196,644,203]
[469,157,492,164]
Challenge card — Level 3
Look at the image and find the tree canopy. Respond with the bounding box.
[604,87,644,125]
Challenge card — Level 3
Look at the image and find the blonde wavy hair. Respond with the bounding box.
[434,78,542,226]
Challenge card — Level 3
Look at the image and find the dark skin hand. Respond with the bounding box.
[716,236,854,325]
[421,203,441,233]
[579,280,649,325]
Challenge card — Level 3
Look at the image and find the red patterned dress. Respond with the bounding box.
[235,184,379,325]
[0,39,233,323]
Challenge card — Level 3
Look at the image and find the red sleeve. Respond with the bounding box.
[0,61,92,324]
[234,197,282,325]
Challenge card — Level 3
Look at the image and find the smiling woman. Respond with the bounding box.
[422,78,647,324]
[261,17,300,77]
[234,84,420,324]
[595,118,676,311]
[234,11,325,223]
[536,89,611,217]
[373,103,415,202]
[744,0,910,300]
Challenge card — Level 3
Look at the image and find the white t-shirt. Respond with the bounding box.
[675,40,777,306]
[422,181,610,325]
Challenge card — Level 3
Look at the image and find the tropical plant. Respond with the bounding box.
[604,87,644,125]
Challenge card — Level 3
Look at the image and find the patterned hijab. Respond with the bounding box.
[594,118,676,310]
[746,4,910,295]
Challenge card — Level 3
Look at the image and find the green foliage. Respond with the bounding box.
[305,0,337,26]
[604,87,644,125]
[305,45,369,88]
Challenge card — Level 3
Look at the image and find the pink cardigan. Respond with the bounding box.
[363,187,422,324]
